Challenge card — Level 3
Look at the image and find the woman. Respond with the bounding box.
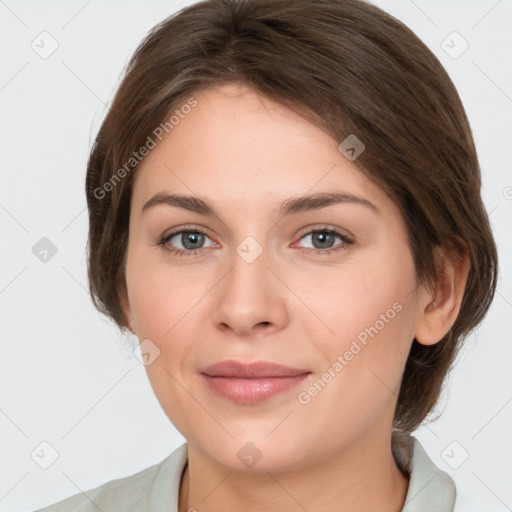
[37,0,498,510]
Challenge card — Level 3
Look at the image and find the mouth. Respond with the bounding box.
[198,360,312,404]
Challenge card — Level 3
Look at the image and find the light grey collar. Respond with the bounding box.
[393,434,456,511]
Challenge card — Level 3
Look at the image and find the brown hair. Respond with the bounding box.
[85,0,498,434]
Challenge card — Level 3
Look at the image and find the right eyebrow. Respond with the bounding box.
[141,193,217,216]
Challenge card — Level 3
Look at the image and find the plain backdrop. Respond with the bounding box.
[0,0,511,511]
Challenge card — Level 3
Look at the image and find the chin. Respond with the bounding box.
[196,432,309,473]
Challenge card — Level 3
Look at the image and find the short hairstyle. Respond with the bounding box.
[85,0,498,434]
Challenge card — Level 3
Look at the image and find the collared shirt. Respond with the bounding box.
[35,435,457,511]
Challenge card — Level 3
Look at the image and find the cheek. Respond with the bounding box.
[297,254,414,349]
[125,253,202,434]
[292,278,415,448]
[125,246,197,337]
[303,248,417,391]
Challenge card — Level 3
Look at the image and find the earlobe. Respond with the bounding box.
[414,243,470,346]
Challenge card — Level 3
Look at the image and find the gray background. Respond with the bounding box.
[0,0,511,510]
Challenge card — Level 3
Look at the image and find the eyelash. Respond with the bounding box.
[156,225,353,258]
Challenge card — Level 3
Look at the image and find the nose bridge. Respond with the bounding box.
[210,232,287,335]
[226,234,272,308]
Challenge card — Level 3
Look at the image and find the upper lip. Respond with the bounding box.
[199,360,311,378]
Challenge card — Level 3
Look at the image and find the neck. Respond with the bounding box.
[178,432,409,512]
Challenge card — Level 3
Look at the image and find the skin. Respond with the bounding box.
[122,82,470,512]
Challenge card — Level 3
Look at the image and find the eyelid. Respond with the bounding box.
[161,224,217,242]
[294,223,352,241]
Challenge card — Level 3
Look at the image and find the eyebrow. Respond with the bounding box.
[141,191,381,217]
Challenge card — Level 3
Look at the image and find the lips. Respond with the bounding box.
[199,360,310,378]
[199,360,311,404]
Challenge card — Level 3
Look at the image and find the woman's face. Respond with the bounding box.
[124,83,429,470]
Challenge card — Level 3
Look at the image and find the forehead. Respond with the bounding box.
[131,84,394,218]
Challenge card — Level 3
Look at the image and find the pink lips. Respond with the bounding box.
[199,360,311,404]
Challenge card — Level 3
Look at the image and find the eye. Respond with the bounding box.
[157,228,216,257]
[294,227,353,255]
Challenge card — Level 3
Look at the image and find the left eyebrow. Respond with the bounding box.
[280,192,381,216]
[140,191,381,217]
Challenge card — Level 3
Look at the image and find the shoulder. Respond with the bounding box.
[34,443,188,512]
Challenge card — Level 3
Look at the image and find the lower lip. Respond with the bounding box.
[200,373,310,404]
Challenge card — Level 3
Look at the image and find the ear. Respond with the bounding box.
[414,241,470,346]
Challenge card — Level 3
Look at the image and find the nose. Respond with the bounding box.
[210,242,289,338]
